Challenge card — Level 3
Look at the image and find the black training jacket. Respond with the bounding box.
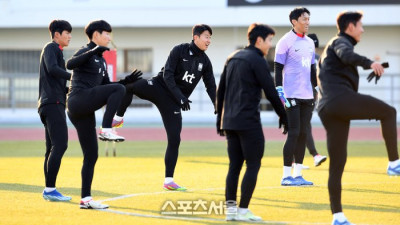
[317,32,373,111]
[66,42,111,97]
[153,40,216,106]
[38,41,71,109]
[217,45,287,130]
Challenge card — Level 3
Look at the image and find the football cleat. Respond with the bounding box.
[236,210,262,222]
[112,119,124,128]
[98,130,125,142]
[294,176,314,185]
[314,154,327,167]
[387,164,400,176]
[42,189,71,202]
[281,176,302,186]
[332,219,355,225]
[80,198,109,209]
[163,181,187,191]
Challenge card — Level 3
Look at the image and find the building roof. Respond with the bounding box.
[1,0,400,28]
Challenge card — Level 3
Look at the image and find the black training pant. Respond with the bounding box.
[39,104,68,188]
[283,99,314,166]
[225,127,265,208]
[306,104,318,157]
[67,84,125,198]
[117,79,182,178]
[318,92,398,214]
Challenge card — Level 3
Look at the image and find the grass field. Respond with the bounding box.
[0,140,399,225]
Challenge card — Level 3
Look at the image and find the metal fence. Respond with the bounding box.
[0,73,399,112]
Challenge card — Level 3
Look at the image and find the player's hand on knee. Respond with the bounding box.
[181,98,192,111]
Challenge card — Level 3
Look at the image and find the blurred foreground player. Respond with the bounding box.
[317,11,400,225]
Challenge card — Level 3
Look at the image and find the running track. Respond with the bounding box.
[0,126,398,141]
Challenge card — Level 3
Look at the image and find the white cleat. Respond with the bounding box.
[314,154,327,167]
[98,130,125,142]
[80,198,109,209]
[236,210,262,222]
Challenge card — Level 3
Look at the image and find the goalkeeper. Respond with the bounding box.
[274,7,317,186]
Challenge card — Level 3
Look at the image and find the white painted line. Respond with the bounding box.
[100,186,288,203]
[101,180,399,203]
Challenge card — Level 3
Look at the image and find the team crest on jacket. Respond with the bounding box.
[198,63,203,71]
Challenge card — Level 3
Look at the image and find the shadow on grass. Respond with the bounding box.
[0,182,121,198]
[199,189,400,214]
[104,206,287,225]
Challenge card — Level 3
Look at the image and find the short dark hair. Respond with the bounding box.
[85,20,112,40]
[336,11,363,33]
[247,23,275,46]
[192,24,212,37]
[308,33,319,48]
[49,20,72,39]
[289,7,310,25]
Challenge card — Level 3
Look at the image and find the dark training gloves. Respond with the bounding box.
[119,69,143,85]
[181,98,192,111]
[367,62,389,84]
[279,116,289,135]
[216,116,225,136]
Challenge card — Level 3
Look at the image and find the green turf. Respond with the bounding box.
[0,140,399,225]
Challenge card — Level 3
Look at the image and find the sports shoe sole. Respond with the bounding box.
[98,136,125,142]
[315,157,327,167]
[43,195,71,202]
[163,187,187,191]
[387,171,400,176]
[80,204,109,209]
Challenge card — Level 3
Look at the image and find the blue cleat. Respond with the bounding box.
[387,164,400,176]
[294,176,314,185]
[281,176,301,186]
[43,189,72,202]
[332,219,355,225]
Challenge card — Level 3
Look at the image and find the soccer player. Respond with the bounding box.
[113,24,216,191]
[317,11,400,225]
[38,19,72,202]
[217,23,288,222]
[274,7,317,186]
[67,20,139,209]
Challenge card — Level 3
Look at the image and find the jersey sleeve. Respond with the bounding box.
[163,45,186,102]
[202,58,216,107]
[44,45,71,80]
[66,47,95,70]
[333,39,373,69]
[254,58,286,120]
[274,38,288,65]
